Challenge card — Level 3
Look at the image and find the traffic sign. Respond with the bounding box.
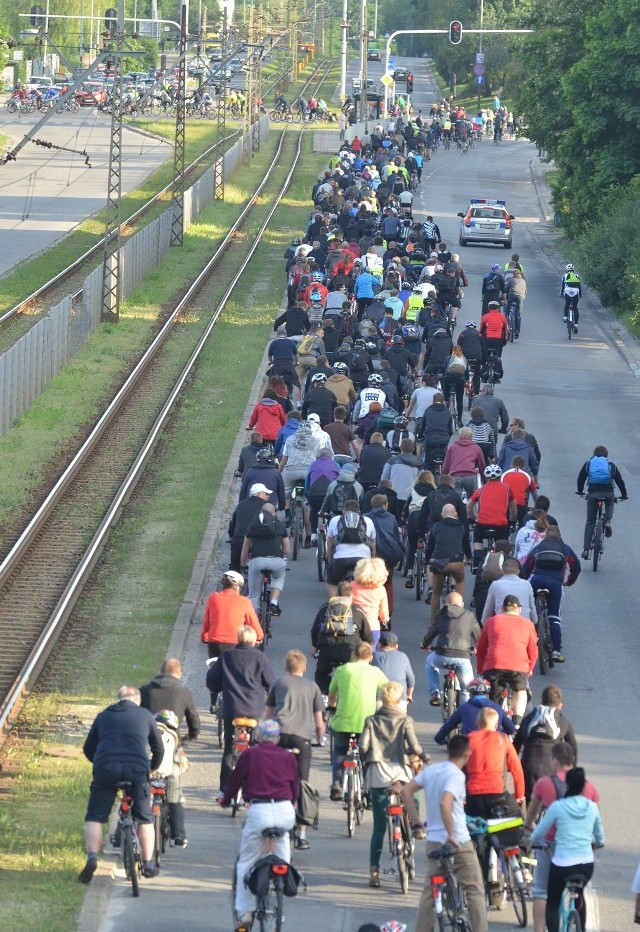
[475,75,485,85]
[381,74,394,87]
[473,63,485,76]
[475,52,485,63]
[388,56,396,68]
[385,32,390,38]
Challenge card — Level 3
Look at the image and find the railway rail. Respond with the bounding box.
[0,129,304,747]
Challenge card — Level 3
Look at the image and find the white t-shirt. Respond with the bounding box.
[327,514,376,560]
[416,281,437,299]
[414,760,471,845]
[410,386,438,419]
[358,387,386,417]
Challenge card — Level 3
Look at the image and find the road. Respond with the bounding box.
[0,105,171,278]
[90,57,640,932]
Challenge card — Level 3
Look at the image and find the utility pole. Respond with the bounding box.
[243,3,254,161]
[100,0,125,323]
[339,0,347,101]
[170,1,188,246]
[214,7,227,200]
[359,0,368,123]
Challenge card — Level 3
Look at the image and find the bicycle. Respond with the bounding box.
[428,844,472,931]
[230,718,257,817]
[384,785,416,894]
[532,844,587,931]
[534,587,554,674]
[465,362,477,410]
[565,296,578,340]
[113,782,144,896]
[581,494,621,571]
[413,537,427,601]
[232,826,304,932]
[316,514,328,582]
[342,733,366,837]
[150,777,171,867]
[441,660,461,721]
[206,656,225,745]
[469,814,528,925]
[259,570,273,646]
[506,299,518,343]
[290,483,305,560]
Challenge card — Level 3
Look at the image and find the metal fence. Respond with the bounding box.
[0,115,270,438]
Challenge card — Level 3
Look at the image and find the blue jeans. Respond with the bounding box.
[507,294,522,334]
[425,653,474,702]
[531,573,564,650]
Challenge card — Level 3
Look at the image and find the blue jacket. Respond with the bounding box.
[207,644,276,721]
[353,272,379,299]
[521,538,581,586]
[531,796,604,862]
[83,700,164,772]
[434,695,515,744]
[274,419,299,457]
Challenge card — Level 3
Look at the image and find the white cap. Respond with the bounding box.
[307,413,321,423]
[249,483,273,496]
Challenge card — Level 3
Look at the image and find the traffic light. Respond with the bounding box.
[105,8,117,32]
[449,21,462,45]
[30,5,44,27]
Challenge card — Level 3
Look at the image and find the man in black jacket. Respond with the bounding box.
[274,302,311,336]
[513,684,578,802]
[457,321,484,397]
[140,659,201,847]
[228,483,271,571]
[301,373,337,426]
[421,393,453,471]
[424,504,472,621]
[236,431,265,477]
[207,626,276,799]
[238,453,286,511]
[80,686,164,883]
[356,432,392,490]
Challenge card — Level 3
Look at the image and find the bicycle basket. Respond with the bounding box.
[244,855,305,897]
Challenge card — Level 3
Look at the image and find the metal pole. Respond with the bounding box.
[339,0,347,101]
[214,7,227,200]
[361,0,368,125]
[170,1,188,247]
[477,0,484,111]
[374,0,378,36]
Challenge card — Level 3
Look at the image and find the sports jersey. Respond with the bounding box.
[501,468,536,506]
[468,480,512,526]
[358,387,386,417]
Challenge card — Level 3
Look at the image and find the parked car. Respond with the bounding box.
[26,76,52,92]
[228,57,244,73]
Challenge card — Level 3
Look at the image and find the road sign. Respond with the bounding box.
[475,75,485,85]
[475,52,485,63]
[381,73,394,87]
[388,55,396,68]
[473,63,485,76]
[385,32,390,38]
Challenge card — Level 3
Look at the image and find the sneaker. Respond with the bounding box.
[235,912,254,932]
[581,549,589,560]
[78,856,98,884]
[310,534,318,545]
[209,703,216,714]
[563,316,568,322]
[173,837,189,848]
[270,602,282,616]
[404,576,414,589]
[369,868,381,888]
[573,325,578,334]
[604,523,612,538]
[429,691,441,707]
[425,588,432,605]
[514,332,520,339]
[143,863,160,878]
[330,783,342,801]
[295,837,310,850]
[551,650,565,663]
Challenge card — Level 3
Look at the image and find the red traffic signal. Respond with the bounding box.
[449,21,462,45]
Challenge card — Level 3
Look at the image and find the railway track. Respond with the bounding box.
[0,57,335,333]
[0,129,305,747]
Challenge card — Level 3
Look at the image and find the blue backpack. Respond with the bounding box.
[588,456,611,486]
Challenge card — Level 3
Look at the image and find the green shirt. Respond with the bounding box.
[329,662,388,734]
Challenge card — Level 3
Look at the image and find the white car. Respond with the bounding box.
[457,198,515,249]
[26,76,52,93]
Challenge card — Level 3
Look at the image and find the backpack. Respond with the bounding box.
[390,428,409,453]
[550,774,567,800]
[330,480,358,515]
[485,272,501,292]
[297,332,317,356]
[337,511,368,544]
[250,512,278,539]
[533,541,566,571]
[154,722,179,778]
[349,349,369,374]
[587,456,612,486]
[308,286,324,304]
[297,780,320,828]
[447,353,467,375]
[320,596,356,638]
[401,323,421,340]
[298,273,312,292]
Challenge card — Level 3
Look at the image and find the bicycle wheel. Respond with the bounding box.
[566,910,582,932]
[217,699,224,747]
[292,504,302,560]
[508,308,515,343]
[153,808,162,865]
[592,522,602,572]
[355,767,365,825]
[260,596,271,642]
[505,856,527,927]
[414,547,424,600]
[123,824,139,897]
[269,109,280,121]
[397,838,409,894]
[539,609,551,674]
[346,771,356,837]
[442,678,457,720]
[161,799,171,854]
[440,876,459,928]
[316,531,326,581]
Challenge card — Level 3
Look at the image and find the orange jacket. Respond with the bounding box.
[466,728,525,798]
[476,612,538,675]
[480,309,508,341]
[200,589,263,644]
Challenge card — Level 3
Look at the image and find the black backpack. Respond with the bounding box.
[337,511,367,544]
[349,349,369,375]
[485,272,501,293]
[390,428,409,453]
[329,480,356,514]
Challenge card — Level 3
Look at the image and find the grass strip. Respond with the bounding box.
[0,132,326,931]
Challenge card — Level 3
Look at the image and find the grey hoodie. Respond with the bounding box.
[381,451,422,500]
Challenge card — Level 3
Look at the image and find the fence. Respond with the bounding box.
[0,115,270,438]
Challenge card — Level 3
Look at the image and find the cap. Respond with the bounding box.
[378,631,399,647]
[223,570,245,586]
[249,483,273,496]
[256,718,281,740]
[307,413,321,423]
[488,300,500,308]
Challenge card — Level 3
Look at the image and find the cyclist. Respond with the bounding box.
[479,301,508,357]
[420,393,453,471]
[300,372,337,426]
[576,444,628,559]
[504,269,527,339]
[514,684,578,803]
[530,768,604,932]
[207,626,276,801]
[523,745,600,932]
[467,464,516,568]
[521,526,581,663]
[238,449,285,511]
[481,264,505,314]
[325,499,376,594]
[353,372,387,420]
[559,263,582,333]
[311,580,373,693]
[475,594,538,725]
[327,641,388,799]
[360,681,427,889]
[79,686,164,883]
[434,678,516,744]
[401,734,488,932]
[200,570,264,659]
[423,507,471,622]
[325,362,357,409]
[422,590,480,705]
[224,719,299,932]
[457,320,484,398]
[481,556,537,623]
[241,503,289,615]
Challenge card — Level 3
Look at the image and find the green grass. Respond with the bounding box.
[0,133,327,930]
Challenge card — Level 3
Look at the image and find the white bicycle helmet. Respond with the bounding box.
[311,372,328,384]
[484,464,502,479]
[465,320,477,329]
[565,263,575,272]
[332,361,348,372]
[368,373,384,385]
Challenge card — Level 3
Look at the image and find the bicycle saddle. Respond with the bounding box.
[566,874,588,889]
[115,781,133,789]
[428,844,458,859]
[262,826,288,838]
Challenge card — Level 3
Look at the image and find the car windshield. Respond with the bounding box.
[471,208,504,219]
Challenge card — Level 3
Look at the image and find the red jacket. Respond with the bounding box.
[200,589,263,644]
[480,309,508,341]
[476,612,538,675]
[466,728,525,798]
[248,398,286,441]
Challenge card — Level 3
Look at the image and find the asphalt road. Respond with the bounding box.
[0,104,171,278]
[92,57,640,932]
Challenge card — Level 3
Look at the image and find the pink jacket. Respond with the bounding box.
[442,438,486,477]
[351,582,389,632]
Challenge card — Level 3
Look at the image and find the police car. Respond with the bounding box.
[457,198,515,248]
